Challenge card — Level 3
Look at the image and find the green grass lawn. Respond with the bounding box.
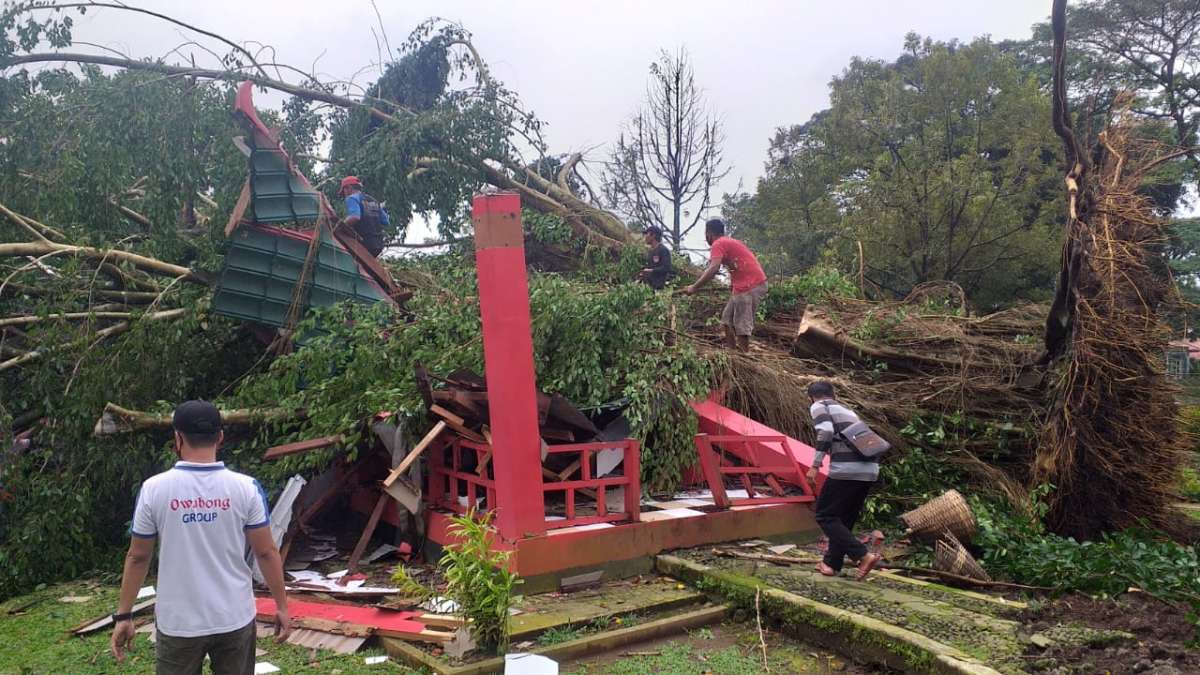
[0,580,409,674]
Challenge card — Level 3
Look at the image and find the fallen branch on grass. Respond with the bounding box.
[880,565,1052,591]
[713,549,820,565]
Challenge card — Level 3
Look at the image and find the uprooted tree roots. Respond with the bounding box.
[1031,0,1186,539]
[1035,118,1185,537]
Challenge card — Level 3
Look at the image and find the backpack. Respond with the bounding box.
[354,193,386,256]
[822,402,891,459]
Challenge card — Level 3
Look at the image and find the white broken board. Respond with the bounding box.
[505,653,559,674]
[253,474,307,585]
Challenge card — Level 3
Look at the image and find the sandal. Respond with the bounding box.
[855,552,881,580]
[815,562,838,577]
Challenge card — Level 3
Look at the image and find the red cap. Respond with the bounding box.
[338,175,362,196]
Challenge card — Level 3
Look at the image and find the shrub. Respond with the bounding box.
[437,511,519,653]
[971,489,1200,604]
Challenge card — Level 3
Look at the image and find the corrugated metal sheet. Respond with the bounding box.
[287,628,367,654]
[211,225,388,327]
[248,147,322,225]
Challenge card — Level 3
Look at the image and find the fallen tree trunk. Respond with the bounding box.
[0,311,141,327]
[3,52,638,251]
[94,401,300,436]
[794,311,964,372]
[0,241,204,283]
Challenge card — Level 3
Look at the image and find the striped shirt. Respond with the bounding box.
[809,398,879,482]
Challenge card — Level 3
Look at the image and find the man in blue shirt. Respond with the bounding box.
[338,176,390,257]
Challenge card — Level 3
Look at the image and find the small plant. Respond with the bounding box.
[537,625,582,645]
[390,566,435,602]
[438,510,521,654]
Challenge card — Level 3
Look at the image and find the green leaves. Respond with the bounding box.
[438,510,518,654]
[231,258,715,492]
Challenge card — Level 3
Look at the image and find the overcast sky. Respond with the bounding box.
[57,0,1054,246]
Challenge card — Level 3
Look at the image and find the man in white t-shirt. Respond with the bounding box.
[111,400,291,674]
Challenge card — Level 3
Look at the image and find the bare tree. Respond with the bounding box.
[603,48,729,250]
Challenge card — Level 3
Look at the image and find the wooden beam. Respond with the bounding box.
[556,458,582,481]
[476,427,493,476]
[383,420,447,488]
[414,614,465,629]
[70,599,155,635]
[430,405,485,443]
[347,492,389,575]
[224,178,251,237]
[264,434,343,460]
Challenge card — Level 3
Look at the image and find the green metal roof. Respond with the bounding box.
[247,148,322,224]
[212,225,388,327]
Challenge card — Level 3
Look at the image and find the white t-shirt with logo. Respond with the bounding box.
[131,461,270,637]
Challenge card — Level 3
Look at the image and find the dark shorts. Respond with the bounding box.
[720,281,768,336]
[155,620,257,675]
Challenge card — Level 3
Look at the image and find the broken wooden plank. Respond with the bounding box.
[264,434,344,461]
[224,178,252,237]
[284,617,373,638]
[383,420,447,488]
[476,427,493,476]
[559,570,603,593]
[71,599,155,636]
[542,467,597,501]
[430,405,486,443]
[429,404,465,427]
[376,627,455,644]
[556,458,582,481]
[540,427,575,442]
[256,597,447,644]
[414,614,466,630]
[347,492,389,575]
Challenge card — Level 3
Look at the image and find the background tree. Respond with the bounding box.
[723,114,840,277]
[603,48,729,250]
[726,36,1064,308]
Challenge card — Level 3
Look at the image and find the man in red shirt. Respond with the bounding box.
[684,218,767,352]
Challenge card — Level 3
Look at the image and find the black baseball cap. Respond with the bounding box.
[173,400,222,435]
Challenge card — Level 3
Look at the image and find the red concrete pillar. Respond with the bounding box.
[472,193,546,540]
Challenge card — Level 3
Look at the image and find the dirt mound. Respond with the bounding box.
[1023,593,1200,674]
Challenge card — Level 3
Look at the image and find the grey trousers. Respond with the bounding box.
[155,620,257,675]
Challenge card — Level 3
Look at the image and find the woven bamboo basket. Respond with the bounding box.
[900,489,976,543]
[933,531,990,581]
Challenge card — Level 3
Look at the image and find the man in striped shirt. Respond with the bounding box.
[804,381,882,579]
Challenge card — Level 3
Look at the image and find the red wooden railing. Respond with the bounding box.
[694,434,815,508]
[541,440,641,529]
[426,438,497,516]
[426,438,642,530]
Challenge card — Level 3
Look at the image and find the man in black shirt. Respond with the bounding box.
[638,226,672,290]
